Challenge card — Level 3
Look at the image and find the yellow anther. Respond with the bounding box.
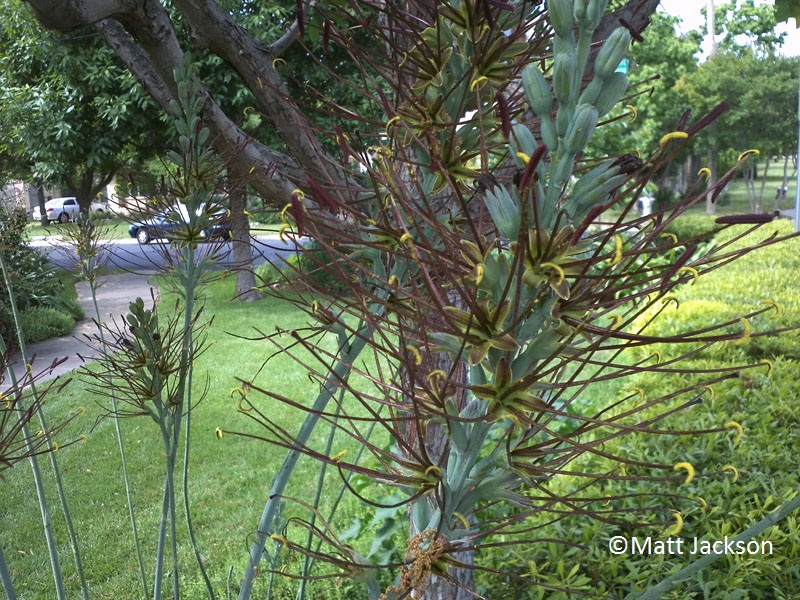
[607,314,622,329]
[732,317,751,346]
[474,264,484,286]
[453,512,470,529]
[278,223,293,242]
[386,115,401,130]
[427,370,448,385]
[406,344,423,366]
[762,299,783,318]
[674,461,695,484]
[722,465,739,482]
[659,131,689,148]
[215,427,224,440]
[79,406,86,415]
[697,167,712,181]
[626,104,638,123]
[664,510,683,536]
[388,275,400,287]
[702,386,715,401]
[541,262,566,285]
[230,387,247,400]
[311,300,319,313]
[610,235,623,266]
[80,434,88,443]
[659,232,678,245]
[630,387,645,402]
[36,430,44,437]
[724,421,744,444]
[272,58,286,68]
[53,442,59,452]
[270,534,289,548]
[694,496,708,511]
[470,75,489,90]
[676,266,699,285]
[737,149,760,162]
[424,465,442,478]
[330,450,348,463]
[515,151,531,164]
[759,359,773,375]
[280,203,293,223]
[399,232,414,247]
[661,295,679,309]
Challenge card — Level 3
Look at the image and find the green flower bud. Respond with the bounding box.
[585,0,609,30]
[553,52,579,105]
[547,0,574,38]
[594,27,631,79]
[563,103,598,153]
[521,64,553,118]
[593,71,628,117]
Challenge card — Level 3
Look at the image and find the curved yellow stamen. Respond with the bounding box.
[427,370,448,385]
[237,398,253,414]
[406,344,422,366]
[732,317,751,346]
[724,420,744,444]
[659,232,678,245]
[424,465,442,478]
[453,512,470,529]
[330,450,348,463]
[515,151,531,164]
[540,262,566,285]
[697,167,712,181]
[651,351,661,363]
[664,510,684,536]
[270,534,289,548]
[311,300,319,314]
[626,104,638,123]
[676,266,699,285]
[610,235,623,266]
[737,149,760,162]
[694,496,708,511]
[762,299,783,318]
[53,442,59,452]
[272,58,286,69]
[659,131,689,148]
[661,295,680,309]
[385,115,401,135]
[280,203,293,223]
[703,386,715,401]
[674,461,695,484]
[215,427,224,440]
[629,387,645,402]
[474,264,485,286]
[759,359,773,375]
[278,223,293,242]
[387,274,400,287]
[230,387,247,400]
[722,465,739,482]
[399,232,414,247]
[607,314,622,329]
[80,434,88,443]
[243,106,256,116]
[470,75,489,91]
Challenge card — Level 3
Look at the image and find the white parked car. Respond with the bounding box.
[31,197,107,223]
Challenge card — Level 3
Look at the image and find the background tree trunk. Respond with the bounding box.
[228,171,261,302]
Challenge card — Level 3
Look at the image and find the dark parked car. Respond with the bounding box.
[128,203,231,245]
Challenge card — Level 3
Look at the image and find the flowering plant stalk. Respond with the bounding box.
[225,1,798,598]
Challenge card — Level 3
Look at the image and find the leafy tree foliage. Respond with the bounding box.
[0,0,167,210]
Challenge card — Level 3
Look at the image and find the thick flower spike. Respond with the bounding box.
[664,510,684,536]
[722,465,739,482]
[674,461,695,484]
[659,131,689,148]
[724,420,744,444]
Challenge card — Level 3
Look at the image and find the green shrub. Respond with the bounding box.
[16,305,76,344]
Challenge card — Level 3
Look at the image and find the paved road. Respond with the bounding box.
[32,234,302,272]
[2,272,159,390]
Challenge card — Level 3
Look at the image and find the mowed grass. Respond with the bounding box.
[0,273,381,599]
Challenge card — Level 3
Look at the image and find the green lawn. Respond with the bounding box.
[27,217,133,240]
[0,274,377,598]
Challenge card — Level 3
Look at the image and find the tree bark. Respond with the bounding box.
[228,169,261,302]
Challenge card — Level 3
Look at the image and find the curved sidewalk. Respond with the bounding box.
[3,272,158,388]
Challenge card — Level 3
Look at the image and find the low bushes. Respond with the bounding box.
[476,217,800,597]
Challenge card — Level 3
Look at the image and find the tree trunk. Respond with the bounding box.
[705,148,717,215]
[228,174,261,302]
[756,156,771,213]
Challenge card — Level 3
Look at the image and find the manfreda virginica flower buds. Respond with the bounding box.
[546,0,574,38]
[553,52,579,105]
[563,103,598,153]
[593,71,628,117]
[594,27,631,79]
[521,64,553,118]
